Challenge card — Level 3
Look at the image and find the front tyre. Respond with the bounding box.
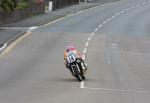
[82,75,85,80]
[73,66,83,82]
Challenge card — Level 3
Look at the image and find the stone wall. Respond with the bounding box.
[0,1,44,24]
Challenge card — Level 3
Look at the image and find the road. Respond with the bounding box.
[0,0,150,103]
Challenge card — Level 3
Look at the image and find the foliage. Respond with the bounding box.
[0,0,17,11]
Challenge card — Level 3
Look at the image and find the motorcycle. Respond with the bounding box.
[67,52,86,82]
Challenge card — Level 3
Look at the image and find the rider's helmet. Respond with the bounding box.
[66,45,75,52]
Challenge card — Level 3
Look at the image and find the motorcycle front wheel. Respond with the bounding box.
[72,66,83,82]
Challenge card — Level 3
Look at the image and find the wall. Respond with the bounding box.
[0,1,44,24]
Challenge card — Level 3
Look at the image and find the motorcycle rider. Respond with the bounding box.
[64,45,87,75]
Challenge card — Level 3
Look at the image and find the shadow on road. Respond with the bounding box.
[47,78,80,82]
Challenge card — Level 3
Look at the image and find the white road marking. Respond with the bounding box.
[94,28,98,32]
[88,36,91,41]
[0,43,7,52]
[106,18,112,22]
[102,21,107,25]
[85,42,89,47]
[80,81,85,88]
[111,15,116,19]
[126,8,130,11]
[28,26,38,32]
[98,24,103,28]
[82,55,86,61]
[115,12,120,16]
[80,1,150,88]
[83,48,87,54]
[91,32,95,36]
[83,87,148,93]
[2,32,31,56]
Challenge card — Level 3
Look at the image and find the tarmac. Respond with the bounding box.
[0,0,120,52]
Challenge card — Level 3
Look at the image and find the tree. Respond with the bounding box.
[0,0,17,11]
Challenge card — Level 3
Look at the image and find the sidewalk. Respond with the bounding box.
[1,3,99,27]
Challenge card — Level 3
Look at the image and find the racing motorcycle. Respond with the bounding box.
[67,52,86,82]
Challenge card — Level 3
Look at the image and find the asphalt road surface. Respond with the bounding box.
[0,0,150,103]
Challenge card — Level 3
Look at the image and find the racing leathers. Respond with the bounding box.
[64,50,87,75]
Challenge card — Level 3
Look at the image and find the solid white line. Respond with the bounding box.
[0,43,7,52]
[2,32,31,55]
[83,87,148,93]
[28,26,38,32]
[29,26,38,30]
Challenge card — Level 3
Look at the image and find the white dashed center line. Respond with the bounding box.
[80,0,150,88]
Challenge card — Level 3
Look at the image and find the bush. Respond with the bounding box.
[0,0,17,11]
